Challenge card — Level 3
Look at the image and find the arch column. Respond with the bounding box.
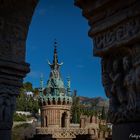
[0,0,38,140]
[75,0,140,140]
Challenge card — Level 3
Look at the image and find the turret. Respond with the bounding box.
[39,41,72,106]
[39,41,72,129]
[39,74,44,97]
[48,41,63,72]
[67,76,71,96]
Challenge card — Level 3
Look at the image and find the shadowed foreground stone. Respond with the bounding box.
[75,0,140,139]
[0,0,38,140]
[0,0,140,139]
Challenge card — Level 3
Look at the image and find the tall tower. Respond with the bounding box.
[39,42,72,128]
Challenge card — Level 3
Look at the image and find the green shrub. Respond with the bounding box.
[13,113,27,122]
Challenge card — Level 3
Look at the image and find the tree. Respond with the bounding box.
[16,93,26,111]
[101,106,106,120]
[16,81,40,116]
[23,82,33,92]
[71,90,81,123]
[33,88,39,96]
[16,92,39,114]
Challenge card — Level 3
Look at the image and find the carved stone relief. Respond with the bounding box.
[102,45,140,124]
[94,17,140,51]
[0,94,16,129]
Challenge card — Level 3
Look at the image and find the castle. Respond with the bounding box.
[35,42,111,140]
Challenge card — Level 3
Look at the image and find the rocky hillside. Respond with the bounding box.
[79,96,109,109]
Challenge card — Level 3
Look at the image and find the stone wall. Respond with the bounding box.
[0,0,38,140]
[75,0,140,139]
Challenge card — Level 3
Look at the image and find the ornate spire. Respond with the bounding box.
[46,41,65,96]
[53,41,58,66]
[39,42,73,106]
[48,41,63,70]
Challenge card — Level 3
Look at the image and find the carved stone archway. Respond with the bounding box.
[0,0,140,140]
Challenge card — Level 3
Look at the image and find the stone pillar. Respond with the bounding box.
[75,0,140,140]
[65,116,69,128]
[88,129,98,140]
[0,0,38,140]
[80,116,85,128]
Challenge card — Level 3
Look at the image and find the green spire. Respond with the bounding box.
[46,41,65,96]
[48,41,63,70]
[53,41,58,67]
[39,42,73,105]
[39,74,44,96]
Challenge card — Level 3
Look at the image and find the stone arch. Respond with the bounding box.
[62,98,66,105]
[57,98,61,105]
[48,98,51,105]
[61,112,67,127]
[90,115,93,123]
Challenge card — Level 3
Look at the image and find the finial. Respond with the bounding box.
[53,39,58,66]
[54,39,57,50]
[48,40,63,69]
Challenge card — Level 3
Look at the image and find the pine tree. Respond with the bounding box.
[101,106,106,120]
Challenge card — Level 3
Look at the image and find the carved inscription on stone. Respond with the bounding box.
[94,17,140,50]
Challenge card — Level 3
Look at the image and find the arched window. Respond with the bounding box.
[61,112,67,127]
[45,116,48,127]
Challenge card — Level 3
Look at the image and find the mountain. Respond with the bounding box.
[79,96,109,110]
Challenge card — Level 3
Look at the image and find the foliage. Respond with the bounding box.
[71,91,81,123]
[80,108,97,117]
[16,93,39,114]
[13,113,27,121]
[101,106,106,120]
[71,91,107,123]
[99,124,111,131]
[12,123,34,140]
[14,123,30,129]
[33,88,39,96]
[16,82,39,115]
[23,82,33,92]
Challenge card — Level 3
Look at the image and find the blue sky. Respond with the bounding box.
[25,0,105,98]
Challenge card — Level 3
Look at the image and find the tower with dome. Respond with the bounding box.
[39,41,72,129]
[36,42,110,140]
